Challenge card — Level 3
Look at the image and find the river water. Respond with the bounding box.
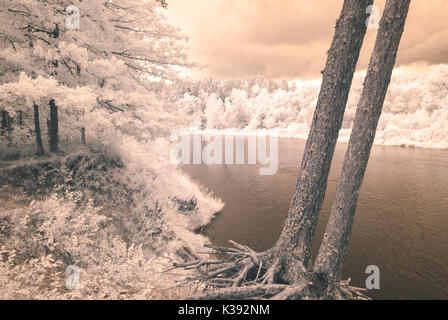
[182,137,448,300]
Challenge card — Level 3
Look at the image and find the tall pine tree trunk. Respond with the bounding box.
[274,0,373,283]
[49,99,59,153]
[33,103,45,155]
[314,0,411,285]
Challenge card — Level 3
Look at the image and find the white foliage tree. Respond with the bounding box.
[0,0,191,151]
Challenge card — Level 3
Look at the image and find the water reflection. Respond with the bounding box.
[182,138,448,300]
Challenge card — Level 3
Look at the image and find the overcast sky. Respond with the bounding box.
[167,0,448,80]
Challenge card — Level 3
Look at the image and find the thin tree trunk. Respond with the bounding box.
[80,127,86,145]
[273,0,373,283]
[49,99,59,153]
[18,111,23,126]
[1,110,6,135]
[314,0,411,285]
[6,111,11,133]
[47,118,51,140]
[33,103,45,155]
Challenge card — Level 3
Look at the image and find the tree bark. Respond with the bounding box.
[314,0,411,285]
[274,0,373,283]
[33,103,45,155]
[18,111,23,126]
[47,118,51,140]
[49,99,59,153]
[1,110,6,135]
[7,112,11,133]
[80,127,86,145]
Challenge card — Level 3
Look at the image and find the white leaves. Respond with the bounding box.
[58,42,88,66]
[0,72,96,112]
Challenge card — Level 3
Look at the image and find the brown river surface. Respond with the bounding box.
[182,137,448,300]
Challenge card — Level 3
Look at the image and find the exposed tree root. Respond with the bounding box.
[170,240,371,300]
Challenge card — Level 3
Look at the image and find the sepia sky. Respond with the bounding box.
[167,0,448,80]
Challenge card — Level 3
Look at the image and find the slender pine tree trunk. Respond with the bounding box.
[47,118,51,141]
[33,103,45,155]
[18,111,23,126]
[314,0,411,285]
[80,127,86,145]
[1,110,6,136]
[273,0,373,283]
[49,99,59,153]
[7,112,11,133]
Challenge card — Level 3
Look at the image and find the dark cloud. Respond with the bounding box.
[167,0,448,80]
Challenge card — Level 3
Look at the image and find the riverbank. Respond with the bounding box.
[0,149,222,299]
